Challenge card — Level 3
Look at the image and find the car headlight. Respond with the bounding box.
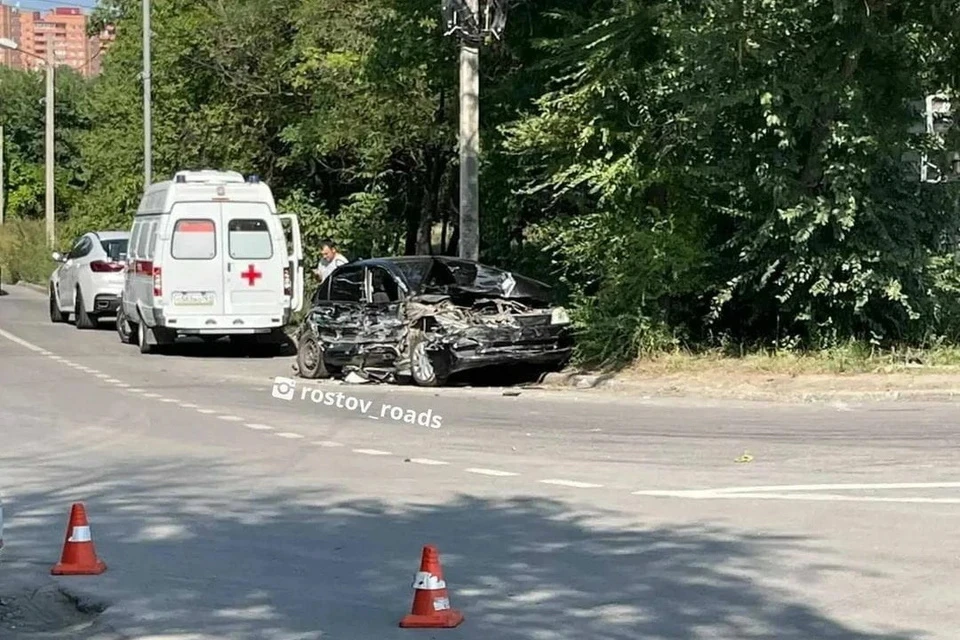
[550,307,571,325]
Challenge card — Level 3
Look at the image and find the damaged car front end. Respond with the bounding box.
[293,257,573,386]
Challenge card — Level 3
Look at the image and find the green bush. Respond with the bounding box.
[0,218,53,285]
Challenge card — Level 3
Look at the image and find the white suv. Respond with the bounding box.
[49,231,131,329]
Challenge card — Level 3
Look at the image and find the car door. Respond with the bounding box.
[221,202,284,319]
[365,265,406,332]
[310,264,365,364]
[59,236,93,308]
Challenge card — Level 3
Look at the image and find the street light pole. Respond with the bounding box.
[143,0,152,188]
[45,46,55,247]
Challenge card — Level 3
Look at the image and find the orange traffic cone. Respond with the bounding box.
[399,544,464,628]
[51,503,107,576]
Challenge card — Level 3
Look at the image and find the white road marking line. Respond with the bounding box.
[104,378,121,384]
[0,328,44,352]
[352,448,392,456]
[218,415,243,422]
[196,409,216,414]
[540,479,604,489]
[632,481,960,497]
[127,388,145,393]
[160,398,178,403]
[408,458,449,466]
[244,423,274,431]
[465,468,519,477]
[276,432,305,439]
[671,492,960,505]
[142,393,162,398]
[95,373,111,379]
[313,441,344,448]
[179,403,198,409]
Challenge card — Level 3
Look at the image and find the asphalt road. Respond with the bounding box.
[0,282,957,639]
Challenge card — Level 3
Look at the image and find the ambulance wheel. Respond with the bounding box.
[138,322,153,354]
[296,332,329,379]
[116,305,135,344]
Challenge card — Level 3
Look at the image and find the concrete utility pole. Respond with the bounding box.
[0,124,5,226]
[143,0,152,188]
[458,0,480,262]
[45,45,55,247]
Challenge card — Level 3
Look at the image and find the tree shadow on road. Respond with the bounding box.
[0,455,922,640]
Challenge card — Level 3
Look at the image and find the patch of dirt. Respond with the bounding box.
[0,574,103,639]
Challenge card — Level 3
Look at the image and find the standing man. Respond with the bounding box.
[315,238,348,282]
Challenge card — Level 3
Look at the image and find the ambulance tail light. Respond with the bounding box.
[283,266,292,297]
[153,266,162,296]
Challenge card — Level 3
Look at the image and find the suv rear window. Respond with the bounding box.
[171,219,216,259]
[228,219,273,259]
[100,239,128,261]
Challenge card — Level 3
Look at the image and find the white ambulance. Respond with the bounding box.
[117,169,305,354]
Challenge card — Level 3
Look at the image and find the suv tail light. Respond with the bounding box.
[90,260,125,273]
[153,266,162,296]
[283,267,292,297]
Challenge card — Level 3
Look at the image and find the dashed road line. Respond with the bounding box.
[276,432,305,439]
[353,448,392,456]
[95,373,111,379]
[540,479,604,489]
[115,383,130,388]
[218,415,243,422]
[142,393,162,398]
[196,409,216,415]
[127,388,145,393]
[465,468,519,477]
[160,398,178,403]
[407,458,449,466]
[0,328,45,352]
[313,441,344,448]
[244,423,274,431]
[179,403,198,409]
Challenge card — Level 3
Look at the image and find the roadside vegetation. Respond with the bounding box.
[2,0,960,376]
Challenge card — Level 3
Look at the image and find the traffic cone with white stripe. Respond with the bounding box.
[51,503,107,575]
[399,544,463,628]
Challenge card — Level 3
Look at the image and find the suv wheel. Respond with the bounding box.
[74,287,96,329]
[49,287,68,323]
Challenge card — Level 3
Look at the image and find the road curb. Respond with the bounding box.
[14,280,47,294]
[539,370,960,403]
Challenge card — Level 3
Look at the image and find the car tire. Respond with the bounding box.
[74,287,96,330]
[409,330,445,387]
[49,286,68,323]
[138,321,154,354]
[116,304,135,344]
[296,331,330,379]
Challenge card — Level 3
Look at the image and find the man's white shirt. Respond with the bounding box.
[317,254,348,281]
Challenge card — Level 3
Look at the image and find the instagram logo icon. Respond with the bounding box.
[271,376,297,401]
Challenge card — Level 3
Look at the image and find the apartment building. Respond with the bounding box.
[0,4,113,77]
[0,2,20,70]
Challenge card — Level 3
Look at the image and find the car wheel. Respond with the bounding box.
[409,330,445,387]
[49,286,68,323]
[116,304,135,344]
[296,331,329,379]
[74,287,96,329]
[138,321,154,354]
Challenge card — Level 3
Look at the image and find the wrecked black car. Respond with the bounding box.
[292,256,574,386]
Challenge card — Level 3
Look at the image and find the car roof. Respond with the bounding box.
[91,231,131,241]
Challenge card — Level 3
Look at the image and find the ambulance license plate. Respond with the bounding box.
[173,291,214,306]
